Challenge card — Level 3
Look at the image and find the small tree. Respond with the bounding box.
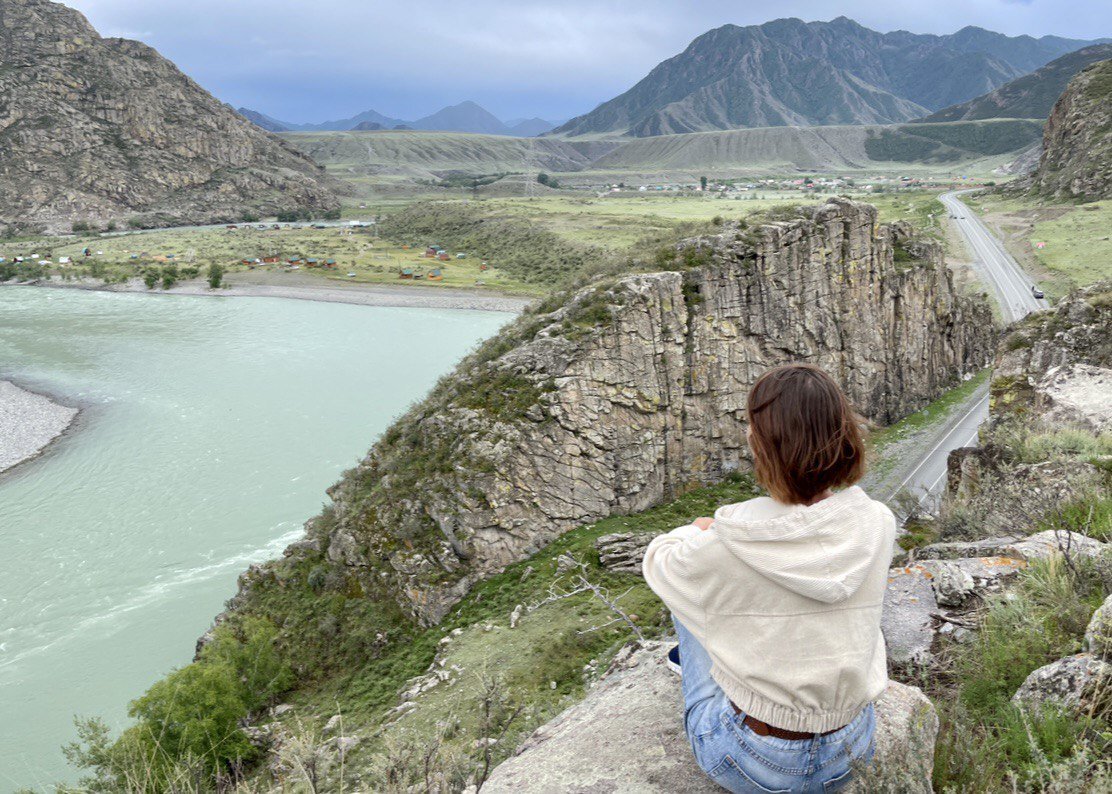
[207,263,225,289]
[142,268,159,289]
[700,175,708,191]
[161,264,179,290]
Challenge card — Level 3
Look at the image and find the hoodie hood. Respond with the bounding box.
[711,486,892,604]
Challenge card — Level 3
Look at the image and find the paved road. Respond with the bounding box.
[939,190,1048,324]
[881,190,1047,512]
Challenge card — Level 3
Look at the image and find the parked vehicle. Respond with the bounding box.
[1032,285,1045,299]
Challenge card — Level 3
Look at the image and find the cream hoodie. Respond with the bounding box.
[642,486,896,733]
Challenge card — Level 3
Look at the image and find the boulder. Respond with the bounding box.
[1035,364,1112,433]
[882,566,939,665]
[918,557,1027,607]
[915,536,1023,560]
[1000,530,1107,563]
[596,533,651,574]
[1084,594,1112,660]
[1012,654,1112,714]
[483,641,938,793]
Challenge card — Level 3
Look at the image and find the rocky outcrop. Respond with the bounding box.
[0,0,341,232]
[1012,654,1112,715]
[277,198,994,625]
[483,641,939,793]
[1028,58,1112,201]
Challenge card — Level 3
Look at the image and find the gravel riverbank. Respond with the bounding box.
[20,273,534,314]
[0,380,79,475]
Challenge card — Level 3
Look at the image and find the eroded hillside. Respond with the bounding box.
[0,0,341,233]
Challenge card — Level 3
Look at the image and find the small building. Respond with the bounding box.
[428,268,443,281]
[437,251,450,261]
[399,268,414,279]
[424,247,438,258]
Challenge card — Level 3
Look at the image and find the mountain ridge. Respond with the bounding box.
[551,17,1106,137]
[1027,58,1112,200]
[239,102,558,137]
[916,44,1112,123]
[0,0,340,232]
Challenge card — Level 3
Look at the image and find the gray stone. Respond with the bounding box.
[1000,530,1107,563]
[322,714,342,736]
[595,533,651,574]
[483,641,938,794]
[332,735,360,757]
[919,556,1027,607]
[1036,364,1112,433]
[915,536,1023,560]
[1012,654,1112,714]
[1084,594,1112,660]
[919,560,975,607]
[882,565,939,666]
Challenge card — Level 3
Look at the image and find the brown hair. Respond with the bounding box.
[746,364,866,505]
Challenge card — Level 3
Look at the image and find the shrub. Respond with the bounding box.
[160,264,179,290]
[142,269,159,290]
[66,619,292,789]
[206,263,224,289]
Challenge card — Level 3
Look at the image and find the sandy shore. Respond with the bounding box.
[0,380,79,475]
[24,272,534,314]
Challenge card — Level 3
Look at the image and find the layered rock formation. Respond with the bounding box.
[1028,58,1112,201]
[251,198,993,626]
[0,0,341,232]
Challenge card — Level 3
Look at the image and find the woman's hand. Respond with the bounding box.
[692,516,714,530]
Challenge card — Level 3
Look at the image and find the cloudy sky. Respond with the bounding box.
[64,0,1111,124]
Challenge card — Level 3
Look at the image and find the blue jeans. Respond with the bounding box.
[674,618,876,793]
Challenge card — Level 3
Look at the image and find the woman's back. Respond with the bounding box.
[643,486,896,733]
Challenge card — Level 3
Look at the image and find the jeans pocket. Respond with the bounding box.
[707,755,793,794]
[822,767,853,793]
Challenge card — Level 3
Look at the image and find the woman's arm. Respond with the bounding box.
[641,519,713,641]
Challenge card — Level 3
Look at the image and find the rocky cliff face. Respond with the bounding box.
[258,198,994,626]
[0,0,341,232]
[1029,59,1112,201]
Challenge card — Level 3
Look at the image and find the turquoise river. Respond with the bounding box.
[0,287,510,789]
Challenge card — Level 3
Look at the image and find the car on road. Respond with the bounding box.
[1032,286,1045,299]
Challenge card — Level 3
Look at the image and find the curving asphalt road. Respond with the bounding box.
[877,190,1047,512]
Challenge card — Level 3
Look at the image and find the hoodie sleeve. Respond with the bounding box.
[642,524,709,642]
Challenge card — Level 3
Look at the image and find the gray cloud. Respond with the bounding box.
[65,0,1110,123]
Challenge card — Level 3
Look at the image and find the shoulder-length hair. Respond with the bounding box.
[746,364,866,505]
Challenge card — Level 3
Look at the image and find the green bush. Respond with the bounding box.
[66,618,292,790]
[207,263,224,289]
[160,264,179,290]
[142,269,159,290]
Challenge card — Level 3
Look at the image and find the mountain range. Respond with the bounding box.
[238,101,560,137]
[916,44,1112,123]
[551,17,1109,137]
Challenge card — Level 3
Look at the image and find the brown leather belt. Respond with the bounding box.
[731,702,844,741]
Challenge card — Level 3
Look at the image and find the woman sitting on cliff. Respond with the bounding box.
[643,363,894,793]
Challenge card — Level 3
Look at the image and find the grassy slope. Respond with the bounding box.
[974,195,1112,297]
[282,122,1039,192]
